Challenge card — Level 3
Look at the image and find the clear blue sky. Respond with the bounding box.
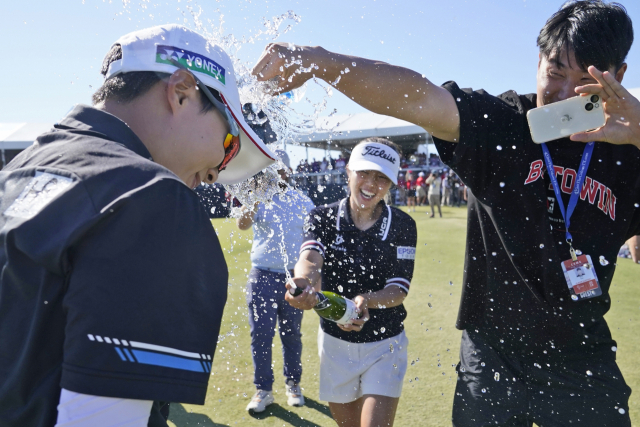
[1,0,639,163]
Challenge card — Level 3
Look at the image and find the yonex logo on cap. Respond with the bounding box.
[156,45,226,85]
[362,145,397,164]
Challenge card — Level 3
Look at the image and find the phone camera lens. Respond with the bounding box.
[590,95,599,103]
[585,103,594,111]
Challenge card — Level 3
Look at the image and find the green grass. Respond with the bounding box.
[168,206,639,427]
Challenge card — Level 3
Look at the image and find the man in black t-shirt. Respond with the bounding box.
[0,25,276,427]
[253,1,640,425]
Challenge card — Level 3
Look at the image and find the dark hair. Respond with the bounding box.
[537,1,633,72]
[358,137,403,158]
[92,44,214,113]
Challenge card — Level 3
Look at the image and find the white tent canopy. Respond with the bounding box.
[300,112,432,152]
[0,123,54,150]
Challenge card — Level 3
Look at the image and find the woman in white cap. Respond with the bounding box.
[286,138,417,427]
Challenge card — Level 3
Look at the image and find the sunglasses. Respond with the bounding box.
[168,59,241,172]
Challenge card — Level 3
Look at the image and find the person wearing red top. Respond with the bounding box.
[404,171,416,212]
[415,172,427,206]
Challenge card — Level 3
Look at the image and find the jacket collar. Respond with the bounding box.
[335,197,393,241]
[55,104,152,160]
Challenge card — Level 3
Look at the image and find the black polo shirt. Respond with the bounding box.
[0,105,228,427]
[433,82,640,360]
[301,198,417,343]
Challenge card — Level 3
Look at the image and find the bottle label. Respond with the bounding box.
[336,299,358,325]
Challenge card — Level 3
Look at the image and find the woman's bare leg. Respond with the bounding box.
[330,399,364,427]
[360,395,399,427]
[329,395,399,427]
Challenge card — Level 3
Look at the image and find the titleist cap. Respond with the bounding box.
[104,24,276,184]
[348,142,400,185]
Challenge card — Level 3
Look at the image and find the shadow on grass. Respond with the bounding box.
[169,403,229,427]
[249,397,332,426]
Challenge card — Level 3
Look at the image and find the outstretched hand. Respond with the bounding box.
[571,66,640,149]
[252,43,319,95]
[284,277,318,310]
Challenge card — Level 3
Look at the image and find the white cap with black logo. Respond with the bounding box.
[348,142,400,185]
[103,24,276,184]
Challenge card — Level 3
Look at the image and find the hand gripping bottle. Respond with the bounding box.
[289,284,358,325]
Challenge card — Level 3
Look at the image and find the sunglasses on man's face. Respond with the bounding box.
[168,59,241,172]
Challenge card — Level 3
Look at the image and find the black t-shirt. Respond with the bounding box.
[301,198,417,343]
[433,82,640,360]
[0,105,229,427]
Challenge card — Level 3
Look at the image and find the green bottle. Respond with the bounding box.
[289,284,358,325]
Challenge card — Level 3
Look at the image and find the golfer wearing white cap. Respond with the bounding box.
[286,138,417,427]
[0,24,274,427]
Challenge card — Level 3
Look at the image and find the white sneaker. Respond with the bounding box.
[285,380,305,407]
[246,390,274,413]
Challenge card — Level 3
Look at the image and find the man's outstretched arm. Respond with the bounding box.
[252,43,460,143]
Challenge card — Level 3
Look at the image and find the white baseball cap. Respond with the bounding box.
[104,24,276,184]
[348,142,400,185]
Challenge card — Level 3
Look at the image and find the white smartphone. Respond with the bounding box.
[527,95,605,144]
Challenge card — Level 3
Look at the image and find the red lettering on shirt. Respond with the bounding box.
[601,187,617,220]
[524,160,616,221]
[524,160,544,184]
[580,177,601,205]
[561,168,577,193]
[597,182,607,210]
[548,166,565,191]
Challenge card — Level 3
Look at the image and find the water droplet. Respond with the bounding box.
[481,388,486,393]
[616,161,621,165]
[449,281,453,286]
[492,252,497,256]
[480,362,485,367]
[512,145,516,149]
[575,249,583,255]
[612,346,617,352]
[499,182,505,187]
[619,408,626,414]
[427,302,433,308]
[272,302,278,308]
[484,114,489,119]
[635,203,640,208]
[460,367,466,372]
[599,256,609,266]
[494,372,500,381]
[586,370,593,376]
[540,244,545,248]
[337,285,344,292]
[456,97,461,102]
[415,377,419,381]
[380,327,386,333]
[393,364,398,368]
[496,145,502,150]
[571,295,579,301]
[352,62,356,66]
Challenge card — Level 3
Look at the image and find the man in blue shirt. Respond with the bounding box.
[236,150,315,413]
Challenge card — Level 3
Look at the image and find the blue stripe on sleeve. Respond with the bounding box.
[131,349,206,373]
[114,347,127,361]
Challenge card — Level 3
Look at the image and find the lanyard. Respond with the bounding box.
[540,141,595,261]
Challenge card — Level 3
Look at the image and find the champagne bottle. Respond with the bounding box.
[289,284,358,325]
